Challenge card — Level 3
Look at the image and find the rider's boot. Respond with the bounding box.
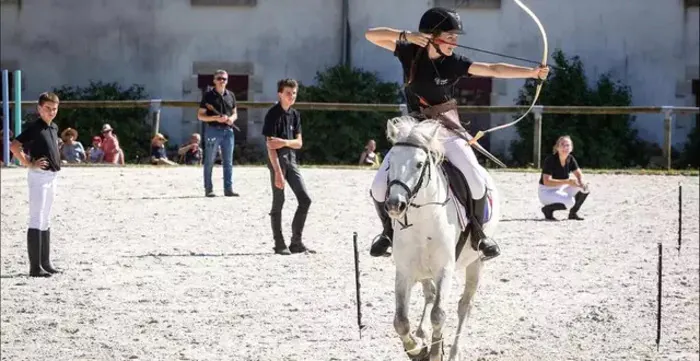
[370,200,393,257]
[568,191,589,221]
[469,193,500,261]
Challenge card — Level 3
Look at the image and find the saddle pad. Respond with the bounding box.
[447,186,470,230]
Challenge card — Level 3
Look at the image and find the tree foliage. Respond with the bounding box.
[296,65,402,164]
[51,81,153,162]
[510,49,659,168]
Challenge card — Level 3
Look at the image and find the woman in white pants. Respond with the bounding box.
[538,135,589,220]
[364,7,550,260]
[10,92,62,277]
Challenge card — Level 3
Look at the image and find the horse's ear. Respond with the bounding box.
[386,119,398,143]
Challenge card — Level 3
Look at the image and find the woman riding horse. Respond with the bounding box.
[365,7,549,261]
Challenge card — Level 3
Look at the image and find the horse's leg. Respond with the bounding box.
[429,266,454,361]
[416,279,436,341]
[447,260,482,361]
[394,272,426,359]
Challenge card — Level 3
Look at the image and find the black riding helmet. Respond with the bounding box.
[418,7,464,35]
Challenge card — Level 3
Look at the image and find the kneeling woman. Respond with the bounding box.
[538,136,589,220]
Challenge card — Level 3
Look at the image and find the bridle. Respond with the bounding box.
[386,142,450,229]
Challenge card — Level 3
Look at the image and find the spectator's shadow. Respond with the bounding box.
[102,195,206,201]
[126,252,273,258]
[499,218,552,222]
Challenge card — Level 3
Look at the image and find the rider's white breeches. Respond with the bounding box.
[370,135,487,202]
[538,184,583,208]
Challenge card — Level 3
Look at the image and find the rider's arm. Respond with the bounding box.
[364,27,404,52]
[467,62,538,79]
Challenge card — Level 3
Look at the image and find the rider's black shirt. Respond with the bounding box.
[394,40,474,113]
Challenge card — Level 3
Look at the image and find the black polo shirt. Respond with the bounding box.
[539,154,579,185]
[394,40,473,113]
[199,88,236,129]
[14,118,61,172]
[262,103,301,156]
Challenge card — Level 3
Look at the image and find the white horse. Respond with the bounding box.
[383,116,501,361]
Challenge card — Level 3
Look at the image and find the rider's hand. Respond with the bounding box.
[406,32,431,48]
[532,65,550,80]
[274,171,284,190]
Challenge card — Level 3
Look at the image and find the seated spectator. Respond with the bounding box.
[60,128,86,164]
[101,123,125,165]
[358,139,380,168]
[177,133,203,165]
[150,133,177,166]
[538,135,590,221]
[86,136,105,163]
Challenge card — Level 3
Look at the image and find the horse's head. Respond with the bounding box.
[384,116,445,219]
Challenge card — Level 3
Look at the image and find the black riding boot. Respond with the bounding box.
[541,203,567,220]
[568,191,589,220]
[469,195,500,261]
[270,212,290,255]
[40,229,59,274]
[27,229,51,278]
[369,200,393,257]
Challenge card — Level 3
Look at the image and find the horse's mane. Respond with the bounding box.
[386,116,446,162]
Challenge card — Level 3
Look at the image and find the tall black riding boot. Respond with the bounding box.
[270,212,290,255]
[27,229,51,278]
[469,195,500,261]
[541,203,567,220]
[369,200,393,257]
[40,229,59,274]
[568,191,589,220]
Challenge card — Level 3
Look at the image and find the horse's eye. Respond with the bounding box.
[416,162,424,169]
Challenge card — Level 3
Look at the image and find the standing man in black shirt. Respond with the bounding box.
[10,92,62,277]
[197,69,239,197]
[262,79,315,255]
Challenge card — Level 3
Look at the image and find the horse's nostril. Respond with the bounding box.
[398,202,407,211]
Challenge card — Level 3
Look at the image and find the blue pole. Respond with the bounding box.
[13,70,21,165]
[2,69,9,165]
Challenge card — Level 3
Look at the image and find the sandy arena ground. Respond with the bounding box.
[1,166,698,361]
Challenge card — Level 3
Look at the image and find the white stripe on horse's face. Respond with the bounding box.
[386,145,429,219]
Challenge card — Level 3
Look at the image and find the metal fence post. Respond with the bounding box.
[150,99,162,136]
[2,69,10,166]
[662,106,673,170]
[533,105,543,169]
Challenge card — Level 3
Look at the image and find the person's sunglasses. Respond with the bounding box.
[215,77,227,81]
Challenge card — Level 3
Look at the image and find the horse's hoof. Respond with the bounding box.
[408,346,429,361]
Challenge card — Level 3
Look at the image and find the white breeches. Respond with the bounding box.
[27,169,57,231]
[538,184,583,208]
[370,135,487,202]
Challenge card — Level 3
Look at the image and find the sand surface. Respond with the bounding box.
[1,166,698,361]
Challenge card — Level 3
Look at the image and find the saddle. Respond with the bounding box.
[440,160,489,261]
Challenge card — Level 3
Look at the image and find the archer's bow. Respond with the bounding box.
[468,0,548,146]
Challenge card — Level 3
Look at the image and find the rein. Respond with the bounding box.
[388,141,451,229]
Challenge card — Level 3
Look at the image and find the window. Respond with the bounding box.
[197,74,249,142]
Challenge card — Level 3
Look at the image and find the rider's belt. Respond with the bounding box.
[417,98,468,131]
